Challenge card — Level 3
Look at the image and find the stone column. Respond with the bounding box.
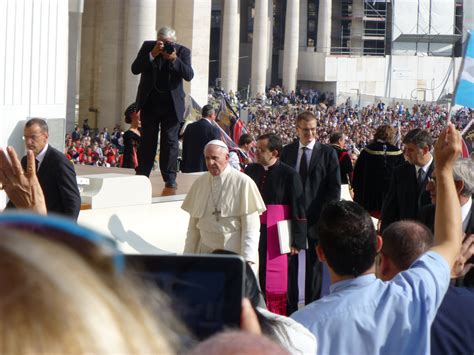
[123,0,156,108]
[250,0,269,97]
[95,0,126,130]
[299,0,307,48]
[282,0,299,93]
[316,0,332,53]
[78,0,100,128]
[351,0,364,55]
[266,0,273,87]
[221,0,240,93]
[66,0,84,134]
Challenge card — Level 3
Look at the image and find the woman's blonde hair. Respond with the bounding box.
[0,227,180,354]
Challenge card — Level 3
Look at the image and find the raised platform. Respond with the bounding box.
[75,165,203,255]
[74,165,202,202]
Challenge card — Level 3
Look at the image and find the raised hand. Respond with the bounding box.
[433,123,462,173]
[0,147,47,214]
[451,234,474,279]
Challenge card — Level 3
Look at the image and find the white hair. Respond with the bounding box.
[158,26,177,42]
[453,158,474,196]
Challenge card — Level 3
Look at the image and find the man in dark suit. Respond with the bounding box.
[132,26,194,188]
[280,111,341,304]
[181,104,221,173]
[329,131,353,185]
[380,128,434,232]
[7,118,81,219]
[245,133,307,315]
[419,158,474,286]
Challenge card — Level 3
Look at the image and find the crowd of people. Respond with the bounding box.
[242,90,472,151]
[2,23,474,355]
[65,93,473,174]
[1,117,473,354]
[64,124,124,167]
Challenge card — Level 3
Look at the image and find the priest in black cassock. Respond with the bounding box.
[245,133,307,316]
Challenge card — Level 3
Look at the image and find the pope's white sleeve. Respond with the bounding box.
[184,217,200,253]
[241,211,261,263]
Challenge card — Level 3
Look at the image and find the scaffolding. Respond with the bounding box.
[332,0,389,56]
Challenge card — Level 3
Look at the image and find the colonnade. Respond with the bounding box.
[77,0,333,129]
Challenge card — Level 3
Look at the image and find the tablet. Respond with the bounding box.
[125,254,245,340]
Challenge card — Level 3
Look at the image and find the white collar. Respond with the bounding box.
[262,159,277,171]
[416,155,433,174]
[298,139,316,151]
[462,196,472,230]
[212,164,232,182]
[36,144,49,166]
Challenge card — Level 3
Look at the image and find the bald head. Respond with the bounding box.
[378,220,433,281]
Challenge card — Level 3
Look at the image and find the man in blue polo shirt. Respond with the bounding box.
[291,124,463,355]
[377,220,474,355]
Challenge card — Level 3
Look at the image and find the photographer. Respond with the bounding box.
[132,26,194,188]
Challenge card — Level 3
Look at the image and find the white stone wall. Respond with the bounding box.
[287,50,462,101]
[0,0,69,208]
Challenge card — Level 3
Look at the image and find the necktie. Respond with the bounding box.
[299,147,308,185]
[35,159,40,173]
[417,169,425,188]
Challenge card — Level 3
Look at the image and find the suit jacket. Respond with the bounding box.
[280,141,341,239]
[181,119,221,173]
[381,161,434,231]
[244,161,307,249]
[131,41,194,122]
[8,146,81,219]
[419,199,474,235]
[431,286,474,355]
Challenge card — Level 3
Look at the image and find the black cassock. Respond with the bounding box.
[245,160,306,315]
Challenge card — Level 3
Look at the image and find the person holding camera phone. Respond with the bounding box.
[132,26,194,188]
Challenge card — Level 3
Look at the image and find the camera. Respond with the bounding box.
[163,42,175,54]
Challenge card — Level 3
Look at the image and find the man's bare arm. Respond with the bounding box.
[430,124,463,268]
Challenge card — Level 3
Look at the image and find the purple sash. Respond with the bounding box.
[260,204,290,315]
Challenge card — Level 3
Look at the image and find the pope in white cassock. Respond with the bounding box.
[182,140,266,269]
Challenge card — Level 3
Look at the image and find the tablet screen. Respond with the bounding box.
[126,254,245,340]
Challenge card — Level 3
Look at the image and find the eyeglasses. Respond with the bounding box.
[23,134,45,141]
[0,212,124,272]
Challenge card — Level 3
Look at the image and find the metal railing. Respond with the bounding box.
[363,28,386,37]
[364,7,387,18]
[331,46,385,56]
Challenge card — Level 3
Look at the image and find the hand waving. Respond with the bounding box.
[451,234,474,279]
[433,123,462,173]
[0,147,47,214]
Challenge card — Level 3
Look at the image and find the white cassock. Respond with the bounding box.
[182,165,266,266]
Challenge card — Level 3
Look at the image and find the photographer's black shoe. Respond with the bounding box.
[165,180,177,189]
